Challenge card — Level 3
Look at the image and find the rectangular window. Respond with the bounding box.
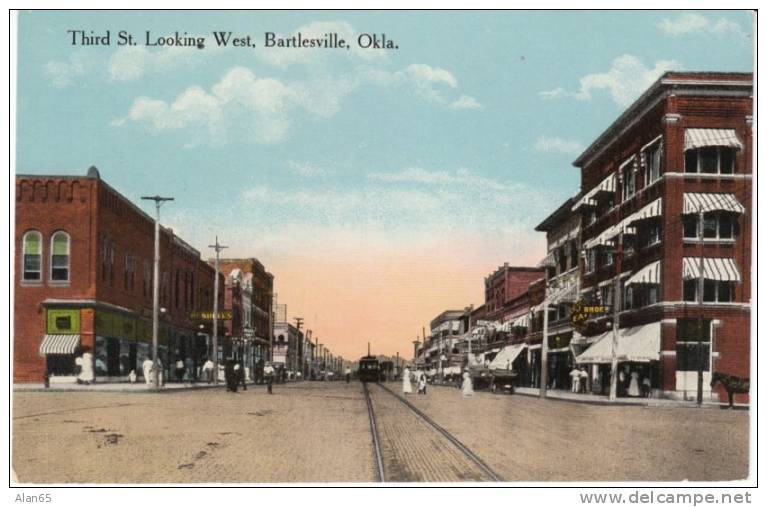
[623,163,635,200]
[684,147,737,175]
[683,216,698,239]
[647,220,662,246]
[719,214,734,239]
[720,149,735,174]
[703,279,717,301]
[647,285,659,305]
[624,286,633,310]
[676,343,711,372]
[685,151,698,173]
[604,249,614,266]
[699,147,719,173]
[683,279,698,302]
[645,142,662,184]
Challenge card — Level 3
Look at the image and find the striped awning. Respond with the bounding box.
[538,251,557,268]
[682,257,741,282]
[684,129,743,151]
[626,198,662,224]
[583,222,623,250]
[39,334,80,356]
[683,193,745,215]
[626,261,661,286]
[511,314,530,328]
[572,173,616,211]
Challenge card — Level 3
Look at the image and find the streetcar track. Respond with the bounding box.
[363,382,503,482]
[362,382,386,482]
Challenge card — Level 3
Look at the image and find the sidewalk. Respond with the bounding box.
[13,381,229,393]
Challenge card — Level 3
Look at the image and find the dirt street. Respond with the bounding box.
[12,381,749,483]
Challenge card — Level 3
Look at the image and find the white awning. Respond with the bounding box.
[683,193,745,215]
[626,197,662,224]
[572,173,616,211]
[583,223,621,250]
[550,226,580,250]
[626,261,661,286]
[575,322,660,364]
[512,314,530,328]
[489,343,527,370]
[538,251,556,268]
[684,128,743,151]
[682,257,741,282]
[39,334,80,356]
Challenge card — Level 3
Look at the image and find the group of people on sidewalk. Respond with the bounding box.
[401,366,475,398]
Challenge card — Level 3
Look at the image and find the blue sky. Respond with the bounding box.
[15,10,754,357]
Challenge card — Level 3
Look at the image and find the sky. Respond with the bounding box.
[15,10,754,361]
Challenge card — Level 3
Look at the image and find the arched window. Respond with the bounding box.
[50,231,70,282]
[22,231,42,281]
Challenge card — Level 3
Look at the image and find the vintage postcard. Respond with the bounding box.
[10,9,755,492]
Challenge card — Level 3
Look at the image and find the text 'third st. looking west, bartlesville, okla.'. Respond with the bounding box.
[67,30,400,50]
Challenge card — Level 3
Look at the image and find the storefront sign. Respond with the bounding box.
[570,299,609,330]
[46,309,80,334]
[190,310,233,320]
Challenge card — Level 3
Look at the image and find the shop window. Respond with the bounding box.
[22,230,42,281]
[676,318,711,372]
[684,147,737,174]
[50,231,70,282]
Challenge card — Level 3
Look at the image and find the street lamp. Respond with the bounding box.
[141,195,174,389]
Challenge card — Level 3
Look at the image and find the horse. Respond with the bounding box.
[710,372,749,408]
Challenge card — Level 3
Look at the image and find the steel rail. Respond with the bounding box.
[362,381,386,482]
[375,382,503,482]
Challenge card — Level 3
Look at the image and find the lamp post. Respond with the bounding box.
[141,195,174,389]
[208,236,228,385]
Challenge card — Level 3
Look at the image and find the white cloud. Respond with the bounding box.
[657,13,749,38]
[44,52,90,88]
[286,161,329,178]
[540,55,681,107]
[405,64,458,88]
[450,95,483,110]
[367,167,511,192]
[534,136,583,155]
[115,66,356,145]
[108,44,213,82]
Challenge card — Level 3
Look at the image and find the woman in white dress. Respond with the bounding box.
[77,351,94,385]
[461,371,474,397]
[628,371,640,397]
[402,366,413,394]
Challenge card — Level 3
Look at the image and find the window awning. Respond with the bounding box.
[39,334,80,356]
[626,197,663,224]
[682,257,741,282]
[489,343,527,370]
[538,251,556,268]
[626,261,661,286]
[572,173,616,211]
[511,314,530,328]
[575,322,660,364]
[684,128,744,151]
[683,193,745,215]
[583,223,621,250]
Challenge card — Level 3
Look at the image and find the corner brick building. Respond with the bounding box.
[14,167,224,383]
[572,72,752,401]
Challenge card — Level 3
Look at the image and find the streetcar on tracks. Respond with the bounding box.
[358,355,381,382]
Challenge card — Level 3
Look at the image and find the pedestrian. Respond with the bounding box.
[402,366,413,395]
[618,368,627,397]
[417,372,427,395]
[642,376,652,398]
[202,358,214,384]
[345,366,351,383]
[264,362,275,394]
[569,366,581,393]
[461,370,474,398]
[236,362,247,391]
[76,350,94,385]
[175,358,185,383]
[128,369,137,384]
[628,370,640,397]
[224,360,237,392]
[142,356,153,386]
[155,357,165,386]
[579,368,589,394]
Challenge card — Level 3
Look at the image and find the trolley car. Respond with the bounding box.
[358,355,381,382]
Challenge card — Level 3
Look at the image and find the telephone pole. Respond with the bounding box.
[697,208,705,406]
[141,195,174,389]
[208,236,228,385]
[293,317,304,379]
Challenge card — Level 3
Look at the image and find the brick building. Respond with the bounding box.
[571,72,752,401]
[484,263,544,322]
[215,258,274,381]
[14,167,224,383]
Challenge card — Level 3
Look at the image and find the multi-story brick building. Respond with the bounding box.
[571,72,752,401]
[216,258,274,381]
[15,167,224,383]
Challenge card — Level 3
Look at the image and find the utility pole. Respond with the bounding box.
[697,209,705,406]
[293,317,304,380]
[540,293,550,399]
[609,233,624,402]
[465,304,474,368]
[208,236,228,385]
[141,195,174,389]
